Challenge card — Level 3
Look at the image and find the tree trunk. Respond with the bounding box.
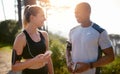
[17,0,22,27]
[24,0,36,6]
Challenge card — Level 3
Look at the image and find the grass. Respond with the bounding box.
[0,42,12,52]
[0,46,12,52]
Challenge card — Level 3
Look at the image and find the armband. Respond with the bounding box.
[66,41,72,51]
[12,49,22,65]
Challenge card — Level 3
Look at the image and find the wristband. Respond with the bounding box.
[89,62,93,68]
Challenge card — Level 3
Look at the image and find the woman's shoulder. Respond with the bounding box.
[38,30,48,40]
[13,32,26,47]
[16,32,26,40]
[38,30,48,36]
[13,32,26,55]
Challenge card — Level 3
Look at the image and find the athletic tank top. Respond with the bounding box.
[22,30,46,59]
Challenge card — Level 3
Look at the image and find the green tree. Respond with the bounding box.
[0,20,21,44]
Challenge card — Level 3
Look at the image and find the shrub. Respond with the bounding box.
[0,20,21,44]
[101,57,120,74]
[49,32,69,74]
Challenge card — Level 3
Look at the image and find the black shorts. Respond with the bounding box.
[22,65,48,74]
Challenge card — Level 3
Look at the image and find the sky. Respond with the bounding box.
[0,0,120,38]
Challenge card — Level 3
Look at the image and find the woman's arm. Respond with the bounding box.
[12,33,45,71]
[42,31,54,74]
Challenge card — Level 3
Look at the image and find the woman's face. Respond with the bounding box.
[31,10,46,27]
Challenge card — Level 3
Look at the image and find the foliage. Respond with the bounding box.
[49,32,69,74]
[49,32,67,44]
[0,20,21,44]
[101,57,120,74]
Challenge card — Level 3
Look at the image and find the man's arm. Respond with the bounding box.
[91,47,114,68]
[66,41,72,64]
[65,41,73,72]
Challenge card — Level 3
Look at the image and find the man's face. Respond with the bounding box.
[75,4,90,23]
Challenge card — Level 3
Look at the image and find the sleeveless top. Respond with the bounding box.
[22,30,46,59]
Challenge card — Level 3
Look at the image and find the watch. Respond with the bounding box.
[89,62,93,68]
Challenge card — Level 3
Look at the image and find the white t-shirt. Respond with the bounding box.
[68,23,112,74]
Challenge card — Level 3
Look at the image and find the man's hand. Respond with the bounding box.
[74,62,90,73]
[67,61,74,73]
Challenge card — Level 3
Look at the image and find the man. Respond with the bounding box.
[66,2,114,74]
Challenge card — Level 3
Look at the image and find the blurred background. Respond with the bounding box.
[0,0,120,74]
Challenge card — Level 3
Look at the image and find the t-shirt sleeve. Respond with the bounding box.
[99,30,112,50]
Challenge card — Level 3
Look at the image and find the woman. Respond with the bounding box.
[12,5,54,74]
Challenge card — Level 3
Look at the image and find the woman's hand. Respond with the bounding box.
[28,50,52,69]
[34,50,52,63]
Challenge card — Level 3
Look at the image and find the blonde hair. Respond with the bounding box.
[22,5,43,29]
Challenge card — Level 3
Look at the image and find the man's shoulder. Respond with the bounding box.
[92,23,105,33]
[70,25,80,32]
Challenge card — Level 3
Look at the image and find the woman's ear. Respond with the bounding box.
[29,15,35,22]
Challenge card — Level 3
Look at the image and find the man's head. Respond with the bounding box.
[75,2,91,23]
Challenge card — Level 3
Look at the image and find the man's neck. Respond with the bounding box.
[81,20,92,27]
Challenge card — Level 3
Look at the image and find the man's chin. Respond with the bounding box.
[77,20,81,23]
